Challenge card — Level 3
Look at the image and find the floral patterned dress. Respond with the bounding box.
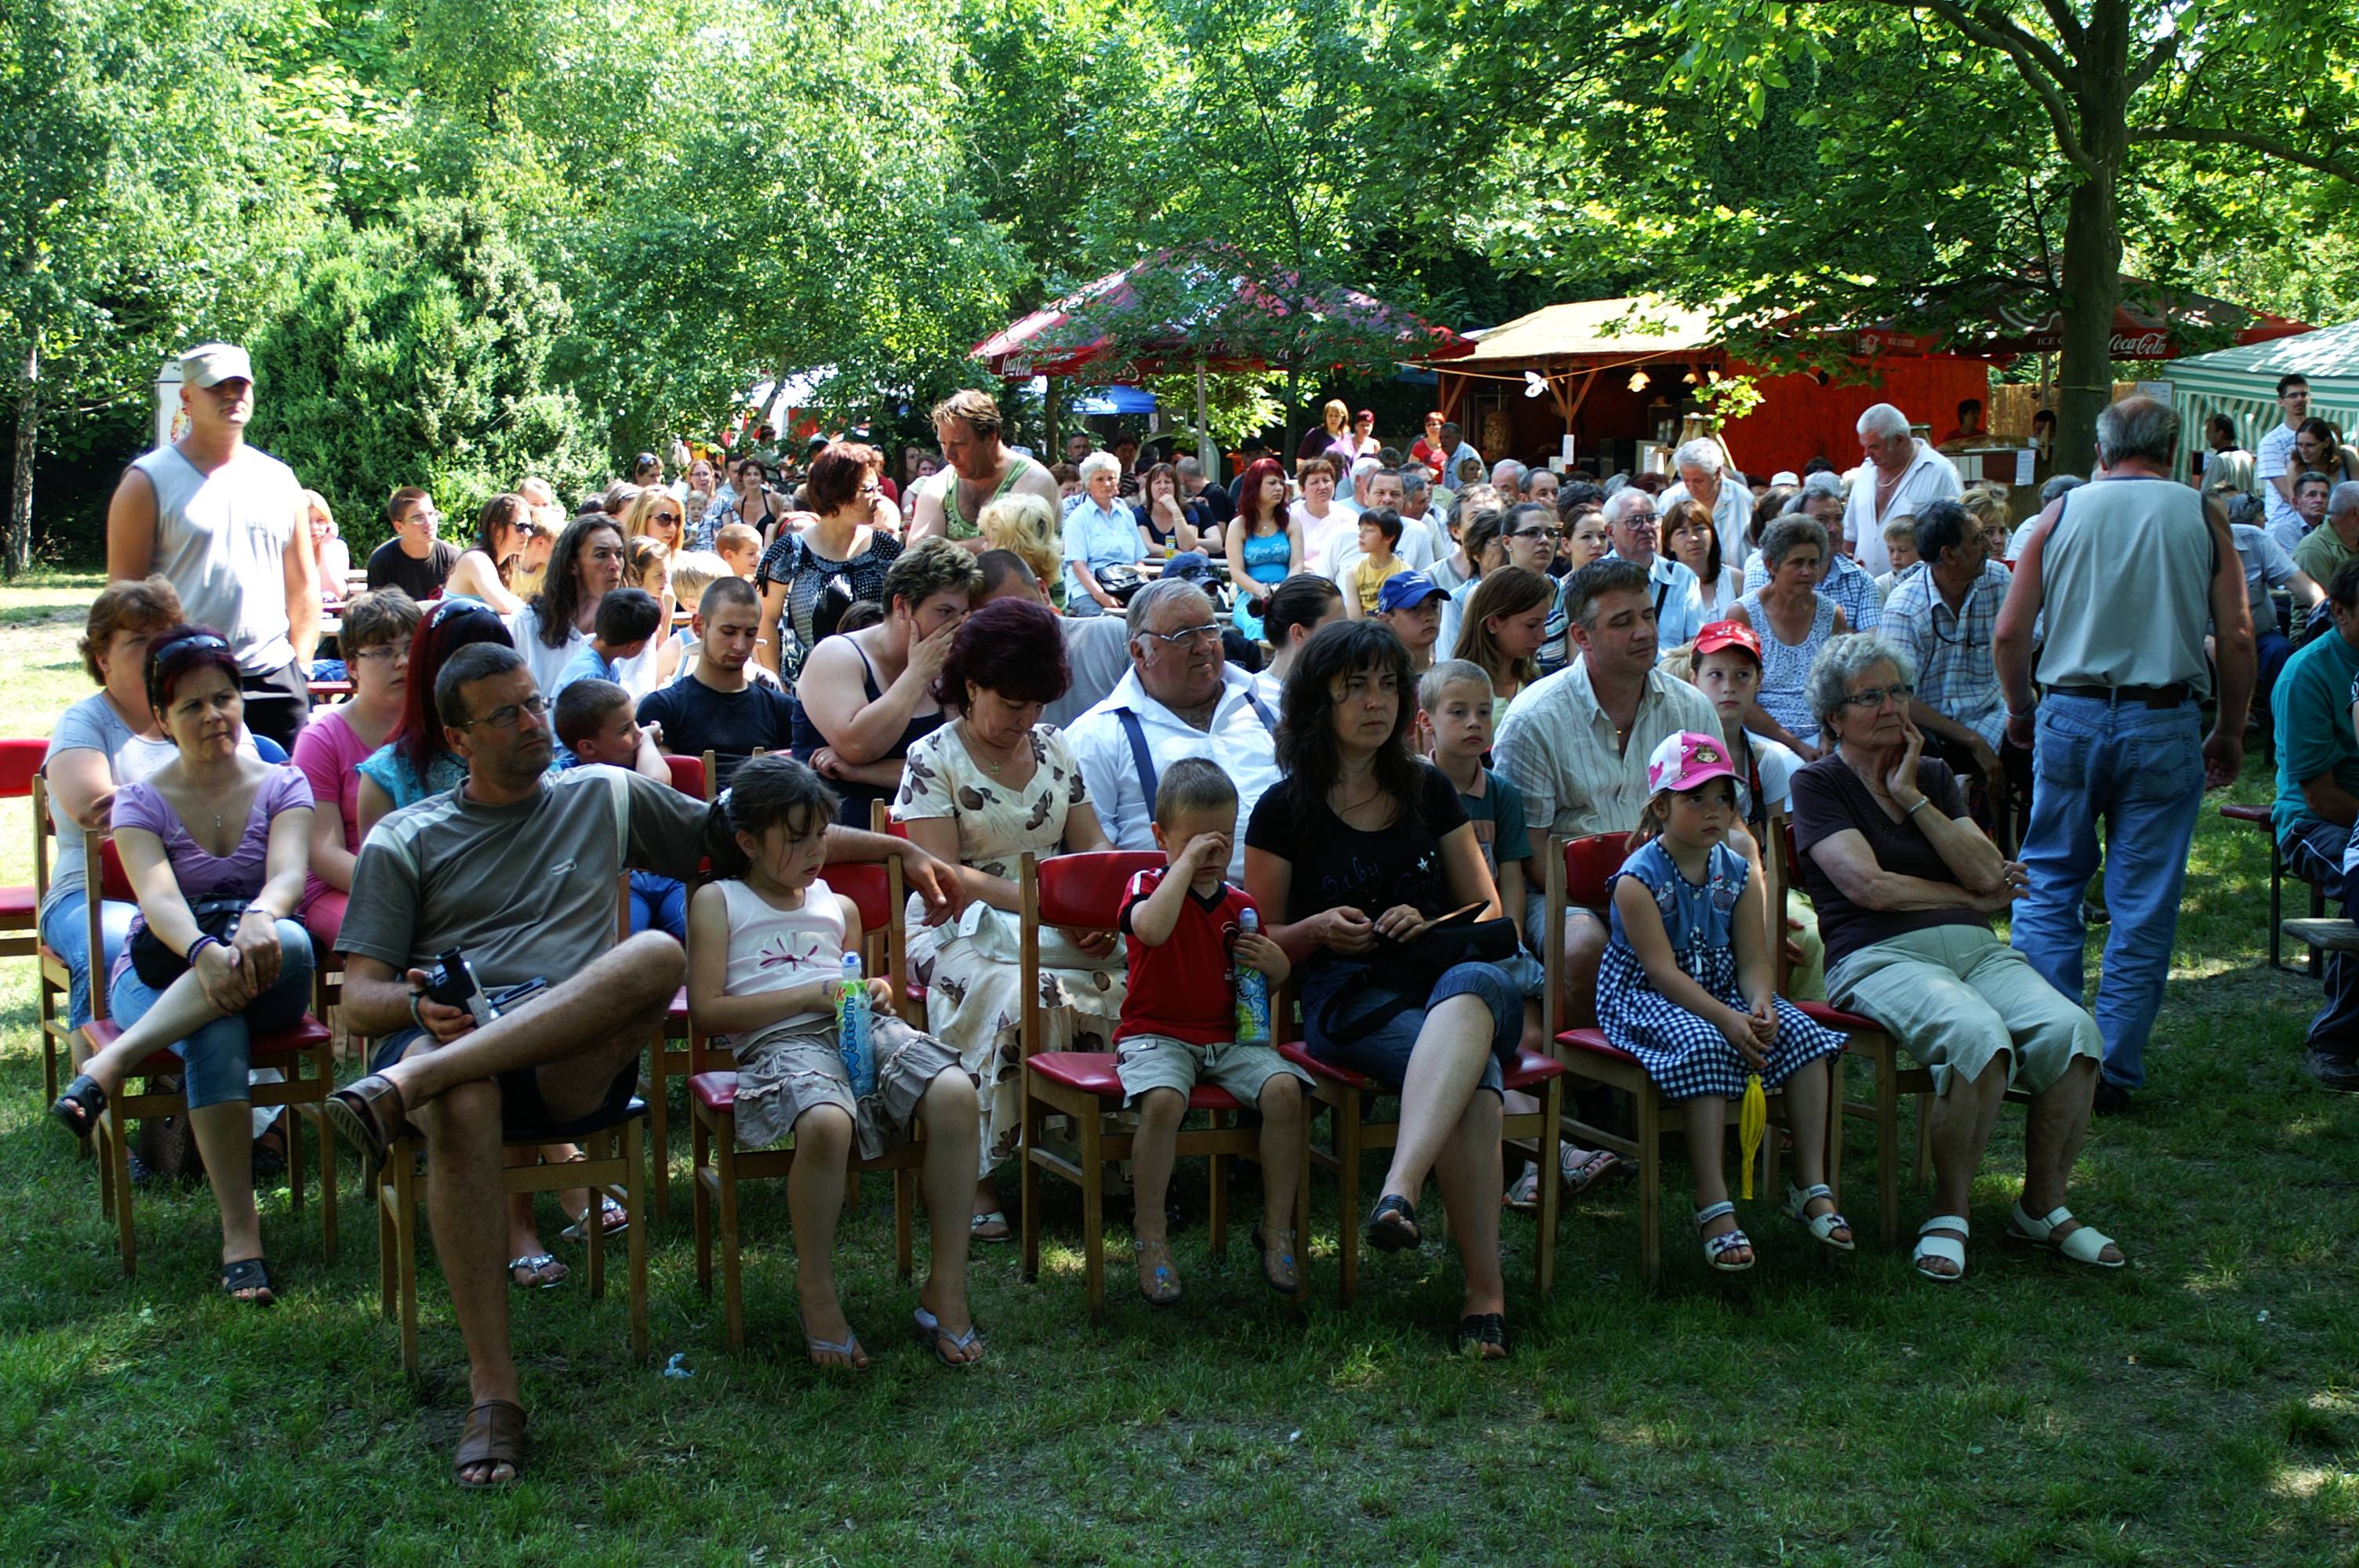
[892,723,1126,1175]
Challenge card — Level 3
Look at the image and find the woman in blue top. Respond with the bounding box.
[1595,730,1849,1274]
[1223,456,1301,641]
[1062,452,1147,615]
[1728,515,1848,757]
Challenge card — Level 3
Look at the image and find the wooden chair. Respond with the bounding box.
[870,801,924,1011]
[2219,801,2321,974]
[70,831,338,1277]
[32,771,75,1108]
[0,741,47,1083]
[641,750,716,1222]
[1765,813,2029,1249]
[687,861,923,1350]
[1015,850,1310,1313]
[1542,831,1832,1287]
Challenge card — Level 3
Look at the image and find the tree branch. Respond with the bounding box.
[2036,0,2085,55]
[1896,0,2099,176]
[1965,2,2077,89]
[2130,125,2359,185]
[2126,31,2177,95]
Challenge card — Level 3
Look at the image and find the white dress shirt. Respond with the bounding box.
[1659,476,1755,568]
[1841,441,1964,575]
[1492,655,1721,840]
[2257,421,2303,543]
[1065,665,1281,880]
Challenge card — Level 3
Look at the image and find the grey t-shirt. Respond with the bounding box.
[41,692,140,920]
[340,764,729,989]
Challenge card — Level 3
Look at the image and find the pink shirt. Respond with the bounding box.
[292,708,376,917]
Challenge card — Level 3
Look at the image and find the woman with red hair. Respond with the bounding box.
[1223,456,1301,641]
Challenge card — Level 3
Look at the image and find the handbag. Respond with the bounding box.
[128,898,250,989]
[1313,904,1520,1048]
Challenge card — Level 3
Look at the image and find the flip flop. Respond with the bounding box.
[561,1195,628,1243]
[913,1305,985,1367]
[798,1312,870,1370]
[220,1255,276,1305]
[49,1073,106,1141]
[1365,1195,1420,1254]
[508,1254,567,1290]
[453,1399,525,1488]
[1454,1312,1508,1359]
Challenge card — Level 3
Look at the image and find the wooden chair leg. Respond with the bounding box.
[646,1047,671,1223]
[717,1131,744,1352]
[1534,1076,1562,1299]
[892,1167,914,1284]
[1636,1087,1663,1288]
[1876,1048,1902,1250]
[623,1120,648,1361]
[376,1164,397,1323]
[1292,1109,1311,1305]
[286,1102,307,1215]
[1206,1109,1228,1261]
[1336,1090,1364,1307]
[1078,1105,1105,1315]
[393,1142,420,1377]
[692,1116,714,1298]
[1019,1091,1042,1283]
[584,1146,608,1302]
[317,1103,339,1264]
[107,1104,136,1279]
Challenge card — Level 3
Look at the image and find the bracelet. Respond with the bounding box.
[186,935,220,963]
[1905,796,1932,815]
[409,988,431,1035]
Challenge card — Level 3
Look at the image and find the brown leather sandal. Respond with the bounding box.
[325,1073,409,1176]
[453,1399,525,1487]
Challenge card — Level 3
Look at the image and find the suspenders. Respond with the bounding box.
[1112,692,1277,804]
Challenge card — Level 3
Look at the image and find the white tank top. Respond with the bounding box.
[129,445,302,673]
[718,876,848,1031]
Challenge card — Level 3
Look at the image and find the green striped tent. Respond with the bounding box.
[2163,322,2357,474]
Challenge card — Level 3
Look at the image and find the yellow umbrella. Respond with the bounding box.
[1738,1072,1767,1200]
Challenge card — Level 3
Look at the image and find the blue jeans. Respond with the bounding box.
[107,919,316,1109]
[40,891,136,1030]
[2257,630,2294,717]
[2010,695,2205,1090]
[2283,818,2359,1059]
[1300,959,1522,1094]
[629,871,686,943]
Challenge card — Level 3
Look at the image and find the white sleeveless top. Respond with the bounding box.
[719,876,848,1032]
[130,445,303,673]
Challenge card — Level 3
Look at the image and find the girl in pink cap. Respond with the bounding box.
[1595,730,1851,1272]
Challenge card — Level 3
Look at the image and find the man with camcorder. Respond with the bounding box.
[325,641,959,1487]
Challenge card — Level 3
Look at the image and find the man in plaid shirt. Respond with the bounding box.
[1882,499,2029,822]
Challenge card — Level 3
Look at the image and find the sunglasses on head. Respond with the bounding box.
[428,595,500,630]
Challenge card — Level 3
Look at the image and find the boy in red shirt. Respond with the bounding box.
[1117,758,1308,1305]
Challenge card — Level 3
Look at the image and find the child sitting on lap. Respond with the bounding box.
[552,679,687,942]
[1116,757,1310,1303]
[1597,731,1851,1274]
[685,755,984,1367]
[553,586,662,696]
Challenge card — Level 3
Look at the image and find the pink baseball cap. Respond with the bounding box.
[1646,730,1739,796]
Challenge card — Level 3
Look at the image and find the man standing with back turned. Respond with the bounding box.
[1995,396,2254,1113]
[106,342,319,750]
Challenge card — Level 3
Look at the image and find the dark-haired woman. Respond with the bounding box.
[892,597,1121,1240]
[510,514,634,696]
[756,441,904,679]
[1225,456,1303,642]
[1243,619,1521,1356]
[293,588,421,954]
[445,494,533,614]
[50,628,315,1305]
[1136,463,1198,555]
[1250,574,1344,709]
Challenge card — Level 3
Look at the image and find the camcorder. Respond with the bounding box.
[422,948,548,1029]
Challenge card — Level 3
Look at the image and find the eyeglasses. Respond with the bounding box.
[429,595,498,629]
[1141,622,1224,648]
[653,512,682,526]
[1512,528,1562,543]
[404,510,442,528]
[462,693,551,730]
[1837,682,1915,710]
[351,644,412,665]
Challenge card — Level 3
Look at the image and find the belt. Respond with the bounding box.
[2047,683,2191,709]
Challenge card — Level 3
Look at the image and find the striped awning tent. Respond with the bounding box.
[2162,321,2353,472]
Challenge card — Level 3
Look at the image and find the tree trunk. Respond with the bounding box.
[2054,7,2131,476]
[8,332,35,580]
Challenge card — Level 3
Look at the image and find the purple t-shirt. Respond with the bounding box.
[291,709,375,916]
[109,765,313,978]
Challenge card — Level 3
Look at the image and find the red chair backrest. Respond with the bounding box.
[1783,822,1801,875]
[0,738,45,800]
[96,833,136,903]
[1037,851,1165,930]
[1559,833,1628,910]
[823,862,892,934]
[664,753,707,800]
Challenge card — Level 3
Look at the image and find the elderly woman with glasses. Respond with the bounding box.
[1787,633,2120,1284]
[1063,451,1147,615]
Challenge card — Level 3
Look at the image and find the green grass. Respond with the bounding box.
[0,576,2354,1564]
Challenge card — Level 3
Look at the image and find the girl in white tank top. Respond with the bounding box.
[716,876,847,1033]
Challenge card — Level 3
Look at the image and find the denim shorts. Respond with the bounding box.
[1299,959,1522,1094]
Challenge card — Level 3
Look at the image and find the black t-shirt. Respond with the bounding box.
[366,538,459,601]
[1185,485,1234,535]
[1245,765,1470,931]
[1788,754,1977,971]
[634,673,798,789]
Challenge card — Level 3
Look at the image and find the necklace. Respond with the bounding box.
[963,720,1023,777]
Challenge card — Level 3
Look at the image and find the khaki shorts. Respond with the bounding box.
[1113,1034,1311,1109]
[1826,924,2100,1098]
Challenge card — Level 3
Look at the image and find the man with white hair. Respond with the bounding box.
[1659,437,1753,568]
[1844,404,1963,576]
[2291,477,2359,587]
[1598,487,1705,655]
[1399,466,1452,563]
[1995,395,2253,1113]
[1490,458,1528,495]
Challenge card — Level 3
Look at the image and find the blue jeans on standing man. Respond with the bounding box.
[2010,694,2205,1091]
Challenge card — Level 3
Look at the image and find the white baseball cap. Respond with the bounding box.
[178,343,253,388]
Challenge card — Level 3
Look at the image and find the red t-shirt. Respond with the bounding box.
[1116,866,1252,1046]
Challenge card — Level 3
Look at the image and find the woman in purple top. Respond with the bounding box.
[50,627,316,1305]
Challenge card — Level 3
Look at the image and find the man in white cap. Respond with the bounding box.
[106,343,318,749]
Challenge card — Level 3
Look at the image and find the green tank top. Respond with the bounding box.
[941,455,1036,539]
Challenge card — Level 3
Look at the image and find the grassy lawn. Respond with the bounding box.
[0,575,2354,1564]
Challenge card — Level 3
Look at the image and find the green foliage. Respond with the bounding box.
[248,201,598,550]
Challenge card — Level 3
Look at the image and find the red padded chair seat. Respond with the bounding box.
[1284,1040,1567,1090]
[1027,1051,1242,1110]
[690,1070,738,1112]
[1794,1000,1881,1034]
[0,883,35,922]
[1554,1027,1639,1065]
[80,1014,333,1075]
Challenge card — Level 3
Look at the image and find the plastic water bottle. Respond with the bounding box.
[1234,909,1271,1047]
[835,953,875,1096]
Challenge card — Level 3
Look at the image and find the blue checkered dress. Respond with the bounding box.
[1595,839,1844,1101]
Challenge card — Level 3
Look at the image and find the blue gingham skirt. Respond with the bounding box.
[1594,939,1843,1101]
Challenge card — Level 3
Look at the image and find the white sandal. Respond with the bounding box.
[2007,1200,2124,1268]
[1914,1214,1968,1281]
[1695,1200,1754,1272]
[1783,1181,1856,1252]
